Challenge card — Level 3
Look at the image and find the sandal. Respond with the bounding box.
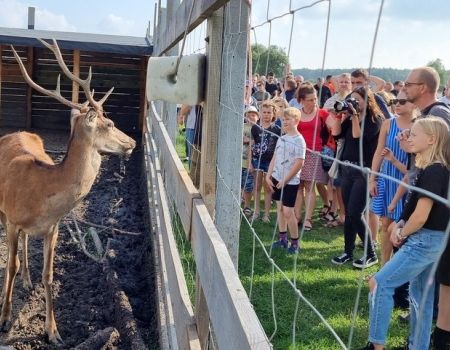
[262,215,271,223]
[303,219,312,231]
[323,211,337,223]
[326,217,344,228]
[319,203,331,218]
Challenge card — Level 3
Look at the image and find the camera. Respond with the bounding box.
[333,97,360,114]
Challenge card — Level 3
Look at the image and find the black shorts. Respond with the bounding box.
[437,237,450,286]
[271,177,299,208]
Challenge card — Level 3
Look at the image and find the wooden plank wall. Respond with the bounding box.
[0,44,147,133]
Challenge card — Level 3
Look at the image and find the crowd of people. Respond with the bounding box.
[238,67,450,350]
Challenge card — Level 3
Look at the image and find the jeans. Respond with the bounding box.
[340,165,375,257]
[185,128,195,167]
[368,228,445,349]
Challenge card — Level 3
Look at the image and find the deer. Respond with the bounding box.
[0,39,136,345]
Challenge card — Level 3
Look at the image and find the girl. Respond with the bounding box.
[249,101,281,222]
[369,92,417,265]
[360,117,450,350]
[331,86,384,268]
[294,83,330,231]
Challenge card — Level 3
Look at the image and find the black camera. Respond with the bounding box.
[333,97,360,114]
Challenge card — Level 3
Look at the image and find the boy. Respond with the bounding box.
[266,107,306,253]
[242,106,259,216]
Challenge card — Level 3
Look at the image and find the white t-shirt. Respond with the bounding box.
[272,134,306,185]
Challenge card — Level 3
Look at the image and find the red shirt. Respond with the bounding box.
[297,109,329,151]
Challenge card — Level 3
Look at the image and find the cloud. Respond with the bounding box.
[0,0,76,31]
[97,14,138,36]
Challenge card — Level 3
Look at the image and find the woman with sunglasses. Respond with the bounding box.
[369,92,418,265]
[331,86,385,268]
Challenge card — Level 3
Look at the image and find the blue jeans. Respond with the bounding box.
[368,228,445,349]
[185,128,195,167]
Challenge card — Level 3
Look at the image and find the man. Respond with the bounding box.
[438,76,450,105]
[252,80,271,107]
[265,72,279,97]
[325,74,336,95]
[403,67,450,125]
[294,75,304,86]
[314,77,332,108]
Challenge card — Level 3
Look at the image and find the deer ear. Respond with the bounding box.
[86,110,98,126]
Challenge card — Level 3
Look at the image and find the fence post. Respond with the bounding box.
[215,0,249,268]
[196,6,224,348]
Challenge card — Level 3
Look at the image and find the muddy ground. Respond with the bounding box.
[0,129,159,349]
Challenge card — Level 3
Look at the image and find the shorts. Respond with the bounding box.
[251,158,270,173]
[437,236,450,286]
[241,168,254,193]
[271,177,299,208]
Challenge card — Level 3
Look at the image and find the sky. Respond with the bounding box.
[0,0,449,70]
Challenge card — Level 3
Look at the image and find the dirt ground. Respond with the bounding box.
[0,130,159,349]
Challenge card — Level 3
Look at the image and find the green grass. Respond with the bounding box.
[238,209,409,349]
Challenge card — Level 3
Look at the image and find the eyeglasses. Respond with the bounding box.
[404,82,424,87]
[390,99,408,106]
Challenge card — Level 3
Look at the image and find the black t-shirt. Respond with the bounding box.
[400,163,450,230]
[251,123,281,162]
[337,111,382,167]
[265,82,278,96]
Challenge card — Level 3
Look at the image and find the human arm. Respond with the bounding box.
[275,158,304,189]
[177,104,192,125]
[265,154,276,191]
[368,75,386,92]
[387,175,408,213]
[390,197,433,246]
[369,119,390,196]
[381,147,407,174]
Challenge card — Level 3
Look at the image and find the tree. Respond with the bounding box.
[427,58,448,85]
[251,44,289,78]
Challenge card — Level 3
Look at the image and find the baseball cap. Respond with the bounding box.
[245,106,259,114]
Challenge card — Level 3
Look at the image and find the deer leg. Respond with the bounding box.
[0,223,20,331]
[42,225,63,345]
[20,233,32,290]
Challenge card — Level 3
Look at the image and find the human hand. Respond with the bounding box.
[275,178,286,189]
[266,175,275,192]
[381,147,394,161]
[387,202,395,213]
[369,180,377,197]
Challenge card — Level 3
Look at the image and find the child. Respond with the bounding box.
[242,106,259,217]
[271,96,289,129]
[266,107,306,253]
[249,101,281,222]
[360,117,450,350]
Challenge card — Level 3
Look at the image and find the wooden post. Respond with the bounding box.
[25,47,34,129]
[196,7,224,349]
[72,50,80,104]
[139,56,148,133]
[214,0,249,268]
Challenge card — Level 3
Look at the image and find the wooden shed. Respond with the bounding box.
[0,27,152,133]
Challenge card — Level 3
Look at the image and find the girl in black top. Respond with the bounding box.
[331,86,384,267]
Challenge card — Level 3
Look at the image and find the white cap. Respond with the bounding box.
[245,106,259,115]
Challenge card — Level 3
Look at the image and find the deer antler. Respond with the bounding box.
[10,46,84,110]
[37,39,114,110]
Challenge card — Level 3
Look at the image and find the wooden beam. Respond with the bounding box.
[139,56,148,133]
[0,45,3,120]
[191,199,271,350]
[153,0,229,56]
[25,47,33,129]
[72,49,80,103]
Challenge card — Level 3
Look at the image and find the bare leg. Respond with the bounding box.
[262,176,272,219]
[369,211,379,244]
[253,171,263,218]
[294,184,304,223]
[0,223,20,331]
[276,201,286,232]
[42,225,63,345]
[380,217,394,266]
[284,206,298,240]
[20,233,33,290]
[304,181,316,226]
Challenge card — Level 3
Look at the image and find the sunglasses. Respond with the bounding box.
[390,99,408,106]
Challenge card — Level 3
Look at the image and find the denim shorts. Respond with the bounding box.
[251,158,270,173]
[241,168,254,192]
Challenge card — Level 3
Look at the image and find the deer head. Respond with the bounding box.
[11,39,136,157]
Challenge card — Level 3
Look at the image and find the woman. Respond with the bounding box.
[360,117,450,350]
[369,92,417,265]
[293,83,330,231]
[331,86,384,268]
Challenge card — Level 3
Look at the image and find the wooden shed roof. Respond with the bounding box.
[0,27,153,56]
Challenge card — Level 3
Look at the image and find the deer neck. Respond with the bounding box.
[60,133,101,202]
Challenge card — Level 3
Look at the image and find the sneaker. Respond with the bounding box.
[358,342,384,350]
[272,240,288,249]
[287,245,299,254]
[331,253,353,265]
[353,255,379,269]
